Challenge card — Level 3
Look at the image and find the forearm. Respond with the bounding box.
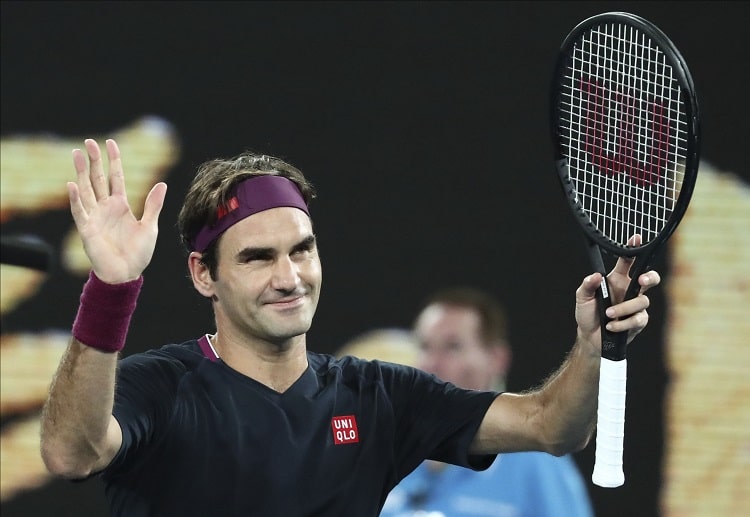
[472,335,600,456]
[532,335,600,455]
[40,272,140,477]
[40,339,120,477]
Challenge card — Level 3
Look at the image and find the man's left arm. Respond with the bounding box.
[470,258,660,456]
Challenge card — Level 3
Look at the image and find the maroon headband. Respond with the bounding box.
[191,175,309,252]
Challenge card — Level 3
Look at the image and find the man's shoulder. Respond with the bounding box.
[308,350,419,380]
[118,339,204,370]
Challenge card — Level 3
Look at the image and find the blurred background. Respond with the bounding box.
[1,1,747,515]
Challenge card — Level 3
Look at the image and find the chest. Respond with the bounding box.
[158,369,395,492]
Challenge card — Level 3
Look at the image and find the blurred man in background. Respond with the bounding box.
[339,287,594,517]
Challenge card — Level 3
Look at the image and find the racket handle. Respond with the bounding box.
[592,357,627,488]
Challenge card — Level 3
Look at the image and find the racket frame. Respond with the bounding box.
[552,12,700,262]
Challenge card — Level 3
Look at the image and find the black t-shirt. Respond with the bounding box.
[101,339,499,516]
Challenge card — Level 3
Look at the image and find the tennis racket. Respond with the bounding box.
[549,12,700,487]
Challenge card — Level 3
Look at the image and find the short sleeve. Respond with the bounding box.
[378,361,500,479]
[103,352,186,477]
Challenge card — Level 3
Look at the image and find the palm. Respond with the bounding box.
[77,192,154,280]
[69,139,166,284]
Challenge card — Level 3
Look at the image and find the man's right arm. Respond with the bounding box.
[40,339,122,478]
[39,138,166,478]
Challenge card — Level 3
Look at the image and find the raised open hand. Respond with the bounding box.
[68,139,167,283]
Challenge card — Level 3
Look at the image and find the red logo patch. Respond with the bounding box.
[216,196,240,219]
[331,415,359,445]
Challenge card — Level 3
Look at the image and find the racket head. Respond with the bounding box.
[550,12,700,259]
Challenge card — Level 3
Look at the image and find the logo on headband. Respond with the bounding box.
[216,197,240,219]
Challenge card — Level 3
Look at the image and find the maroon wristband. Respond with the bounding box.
[72,271,143,353]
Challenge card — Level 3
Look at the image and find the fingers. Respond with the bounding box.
[106,139,126,197]
[142,183,168,227]
[638,270,661,294]
[85,139,109,201]
[611,234,641,277]
[576,272,603,304]
[67,181,87,227]
[72,139,126,202]
[605,307,650,335]
[72,146,98,212]
[605,294,650,321]
[71,137,166,228]
[603,277,653,336]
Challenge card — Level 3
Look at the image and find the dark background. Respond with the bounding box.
[2,1,747,516]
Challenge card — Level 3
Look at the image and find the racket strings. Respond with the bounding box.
[559,22,688,246]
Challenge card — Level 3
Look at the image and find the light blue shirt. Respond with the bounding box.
[380,452,593,517]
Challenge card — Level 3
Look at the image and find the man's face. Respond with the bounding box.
[414,304,500,391]
[208,207,322,346]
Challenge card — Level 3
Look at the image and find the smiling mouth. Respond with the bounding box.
[267,295,305,309]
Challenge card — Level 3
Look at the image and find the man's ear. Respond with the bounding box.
[187,252,215,299]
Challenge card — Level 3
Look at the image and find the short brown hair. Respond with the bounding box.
[177,152,316,277]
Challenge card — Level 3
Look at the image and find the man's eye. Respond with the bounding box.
[242,254,271,263]
[292,245,315,259]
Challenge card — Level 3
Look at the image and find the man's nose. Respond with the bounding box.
[270,256,299,291]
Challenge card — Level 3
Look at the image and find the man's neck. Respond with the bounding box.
[210,332,309,393]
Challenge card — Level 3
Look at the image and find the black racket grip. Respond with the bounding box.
[588,243,627,361]
[596,277,628,361]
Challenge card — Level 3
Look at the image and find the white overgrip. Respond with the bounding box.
[592,357,627,487]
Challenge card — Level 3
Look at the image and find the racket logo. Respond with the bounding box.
[580,77,671,186]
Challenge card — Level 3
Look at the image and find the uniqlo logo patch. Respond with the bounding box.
[331,415,359,445]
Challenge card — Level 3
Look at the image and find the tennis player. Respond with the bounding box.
[40,139,659,516]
